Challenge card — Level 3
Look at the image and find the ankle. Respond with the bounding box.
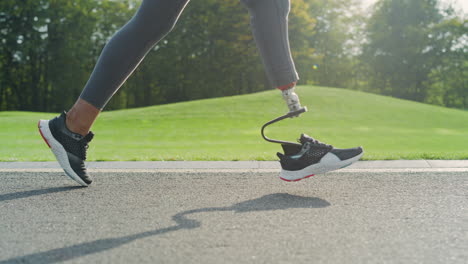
[65,112,89,136]
[65,99,100,136]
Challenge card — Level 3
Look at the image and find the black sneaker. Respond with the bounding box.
[38,112,94,186]
[277,134,363,182]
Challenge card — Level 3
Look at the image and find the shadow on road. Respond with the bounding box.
[1,193,329,264]
[0,186,84,202]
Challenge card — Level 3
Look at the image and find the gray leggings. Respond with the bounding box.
[80,0,299,109]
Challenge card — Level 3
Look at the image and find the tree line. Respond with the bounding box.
[0,0,466,112]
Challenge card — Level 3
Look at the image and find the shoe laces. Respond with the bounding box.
[78,132,94,160]
[299,134,332,148]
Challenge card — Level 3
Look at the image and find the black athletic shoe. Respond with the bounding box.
[38,112,94,186]
[277,134,363,182]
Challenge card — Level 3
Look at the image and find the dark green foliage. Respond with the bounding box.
[0,0,466,111]
[306,0,363,88]
[109,0,267,110]
[361,0,443,101]
[0,0,315,111]
[360,0,466,108]
[424,17,467,109]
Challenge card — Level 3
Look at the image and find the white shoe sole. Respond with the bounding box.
[38,120,88,186]
[279,151,364,182]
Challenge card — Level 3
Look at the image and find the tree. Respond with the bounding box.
[0,0,319,111]
[0,0,49,110]
[305,0,363,88]
[424,16,467,108]
[0,0,105,111]
[361,0,443,101]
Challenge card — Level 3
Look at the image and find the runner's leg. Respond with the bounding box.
[240,0,299,89]
[69,0,190,135]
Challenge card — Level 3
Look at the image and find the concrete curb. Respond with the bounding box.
[1,160,468,169]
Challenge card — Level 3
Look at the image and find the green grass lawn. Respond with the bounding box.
[1,86,468,161]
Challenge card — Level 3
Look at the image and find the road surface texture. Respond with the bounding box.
[0,161,467,264]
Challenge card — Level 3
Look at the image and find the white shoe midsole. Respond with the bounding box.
[280,151,364,181]
[39,120,88,186]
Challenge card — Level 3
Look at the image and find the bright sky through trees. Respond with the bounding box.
[362,0,468,13]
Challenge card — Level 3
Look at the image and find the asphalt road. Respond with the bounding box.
[0,169,467,264]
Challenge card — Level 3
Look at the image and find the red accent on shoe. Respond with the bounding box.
[38,121,51,148]
[280,174,315,182]
[277,82,296,91]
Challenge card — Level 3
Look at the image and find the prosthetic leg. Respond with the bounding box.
[243,0,364,180]
[261,107,307,146]
[261,92,364,182]
[260,89,309,160]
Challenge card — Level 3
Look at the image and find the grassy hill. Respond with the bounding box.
[1,86,467,161]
